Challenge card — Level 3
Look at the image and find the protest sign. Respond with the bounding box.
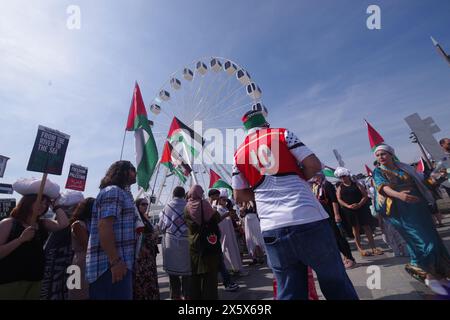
[0,198,16,221]
[65,164,88,191]
[0,155,9,178]
[27,125,70,175]
[0,183,13,194]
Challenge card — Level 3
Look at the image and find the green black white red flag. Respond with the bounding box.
[161,141,192,184]
[365,164,373,177]
[167,117,205,158]
[365,119,385,151]
[209,169,232,191]
[126,82,158,191]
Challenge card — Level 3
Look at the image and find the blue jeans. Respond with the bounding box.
[263,219,358,300]
[89,269,133,300]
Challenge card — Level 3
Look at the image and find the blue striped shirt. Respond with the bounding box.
[86,186,137,283]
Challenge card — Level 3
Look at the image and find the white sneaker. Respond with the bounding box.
[224,283,239,292]
[425,279,448,296]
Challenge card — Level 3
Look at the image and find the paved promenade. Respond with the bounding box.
[156,214,450,300]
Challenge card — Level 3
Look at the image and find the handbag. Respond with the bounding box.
[196,201,222,257]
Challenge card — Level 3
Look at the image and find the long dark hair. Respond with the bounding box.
[70,197,95,224]
[135,198,154,232]
[135,198,148,215]
[100,160,135,189]
[10,194,50,224]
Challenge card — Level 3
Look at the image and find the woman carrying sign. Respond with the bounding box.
[40,190,84,300]
[0,178,69,300]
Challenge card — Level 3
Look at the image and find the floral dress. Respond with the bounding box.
[133,217,160,300]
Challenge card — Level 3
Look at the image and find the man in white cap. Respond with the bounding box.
[232,109,358,300]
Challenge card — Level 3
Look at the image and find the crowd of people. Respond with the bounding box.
[0,109,449,300]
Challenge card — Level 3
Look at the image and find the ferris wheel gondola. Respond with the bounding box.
[145,57,267,208]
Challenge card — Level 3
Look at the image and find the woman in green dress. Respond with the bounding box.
[372,144,450,295]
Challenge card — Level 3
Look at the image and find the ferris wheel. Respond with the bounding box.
[145,56,268,207]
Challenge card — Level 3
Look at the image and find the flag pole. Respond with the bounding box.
[203,151,231,183]
[181,143,198,185]
[148,160,161,210]
[416,140,433,169]
[135,188,145,201]
[156,165,169,206]
[120,130,127,160]
[201,162,211,188]
[32,172,48,225]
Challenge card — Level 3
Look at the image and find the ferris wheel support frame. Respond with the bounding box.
[155,165,169,207]
[149,56,263,206]
[203,149,232,182]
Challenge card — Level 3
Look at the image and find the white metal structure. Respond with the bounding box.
[144,57,266,207]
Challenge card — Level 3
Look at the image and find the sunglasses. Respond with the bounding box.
[140,203,149,207]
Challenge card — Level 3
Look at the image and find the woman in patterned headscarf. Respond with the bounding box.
[184,185,221,300]
[373,144,450,295]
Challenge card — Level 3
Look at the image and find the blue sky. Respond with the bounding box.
[1,0,450,200]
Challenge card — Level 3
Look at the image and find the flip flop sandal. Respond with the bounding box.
[372,248,384,255]
[344,259,356,269]
[405,264,426,283]
[359,250,373,257]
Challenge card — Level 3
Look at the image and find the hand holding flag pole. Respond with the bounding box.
[32,173,48,225]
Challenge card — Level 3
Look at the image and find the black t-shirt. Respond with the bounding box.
[0,219,48,284]
[316,181,338,218]
[339,182,363,205]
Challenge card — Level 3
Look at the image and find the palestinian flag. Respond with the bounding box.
[126,82,158,191]
[365,164,373,177]
[416,157,425,173]
[167,117,205,158]
[322,167,335,178]
[209,169,232,190]
[365,119,384,150]
[161,141,192,183]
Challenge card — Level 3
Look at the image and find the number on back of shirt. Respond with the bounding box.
[250,144,277,175]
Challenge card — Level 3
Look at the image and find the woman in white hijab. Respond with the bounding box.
[373,144,450,295]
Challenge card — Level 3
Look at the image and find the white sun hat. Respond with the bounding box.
[334,167,352,178]
[219,188,229,199]
[55,190,84,207]
[13,177,60,199]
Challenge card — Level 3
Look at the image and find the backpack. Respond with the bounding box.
[195,202,222,257]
